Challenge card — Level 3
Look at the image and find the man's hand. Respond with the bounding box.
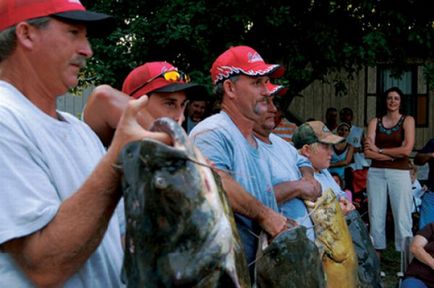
[109,96,172,156]
[257,207,298,239]
[298,176,322,201]
[274,176,322,203]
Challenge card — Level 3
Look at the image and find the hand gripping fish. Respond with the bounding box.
[305,188,359,288]
[118,117,250,288]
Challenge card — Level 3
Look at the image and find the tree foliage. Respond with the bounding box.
[80,0,434,108]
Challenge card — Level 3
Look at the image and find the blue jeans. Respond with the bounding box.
[419,191,434,230]
[401,277,428,288]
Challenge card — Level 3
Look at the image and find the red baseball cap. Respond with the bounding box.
[122,61,206,99]
[0,0,114,35]
[266,82,288,97]
[210,45,285,85]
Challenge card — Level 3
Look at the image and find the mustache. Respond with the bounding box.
[71,56,87,69]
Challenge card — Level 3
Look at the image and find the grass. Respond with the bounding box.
[380,243,401,288]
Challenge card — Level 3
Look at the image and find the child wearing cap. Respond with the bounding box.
[293,121,362,287]
[292,121,354,212]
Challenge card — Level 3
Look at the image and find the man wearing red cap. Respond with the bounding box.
[0,1,169,287]
[189,45,289,281]
[254,83,321,241]
[83,61,205,146]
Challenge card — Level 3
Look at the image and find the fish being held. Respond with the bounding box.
[346,210,382,288]
[306,188,359,288]
[118,117,250,288]
[255,226,326,288]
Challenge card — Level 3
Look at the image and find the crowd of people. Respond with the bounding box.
[1,1,434,287]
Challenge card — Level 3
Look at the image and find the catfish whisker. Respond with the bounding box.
[247,229,260,239]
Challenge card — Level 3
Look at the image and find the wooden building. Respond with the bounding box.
[290,65,433,150]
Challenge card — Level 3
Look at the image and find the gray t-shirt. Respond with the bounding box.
[0,81,124,287]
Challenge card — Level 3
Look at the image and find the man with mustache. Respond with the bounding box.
[189,45,291,282]
[253,83,321,240]
[0,1,170,287]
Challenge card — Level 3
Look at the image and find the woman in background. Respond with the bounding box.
[364,87,415,260]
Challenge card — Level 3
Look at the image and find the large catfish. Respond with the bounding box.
[346,210,382,287]
[254,226,326,288]
[118,117,250,287]
[306,188,359,288]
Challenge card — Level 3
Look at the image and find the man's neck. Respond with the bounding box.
[253,130,271,144]
[0,54,61,118]
[221,104,255,140]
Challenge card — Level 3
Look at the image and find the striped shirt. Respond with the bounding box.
[273,118,298,143]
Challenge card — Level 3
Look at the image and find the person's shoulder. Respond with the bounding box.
[367,117,378,127]
[403,114,415,124]
[269,133,296,149]
[280,118,298,128]
[320,168,333,177]
[59,111,91,128]
[190,113,227,137]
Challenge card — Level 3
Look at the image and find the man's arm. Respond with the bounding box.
[414,151,434,165]
[217,171,289,238]
[274,166,321,203]
[410,235,434,270]
[1,96,171,287]
[82,85,129,147]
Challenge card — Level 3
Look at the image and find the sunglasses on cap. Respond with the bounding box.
[130,70,191,96]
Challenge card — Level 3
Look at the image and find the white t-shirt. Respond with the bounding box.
[348,124,370,170]
[0,81,124,287]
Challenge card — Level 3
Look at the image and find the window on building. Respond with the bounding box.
[376,65,428,127]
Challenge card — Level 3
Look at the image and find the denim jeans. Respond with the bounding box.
[419,191,434,230]
[402,277,428,288]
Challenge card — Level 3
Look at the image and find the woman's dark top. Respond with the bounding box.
[371,115,410,170]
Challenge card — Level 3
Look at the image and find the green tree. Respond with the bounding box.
[81,0,434,108]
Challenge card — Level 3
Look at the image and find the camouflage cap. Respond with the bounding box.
[292,121,344,149]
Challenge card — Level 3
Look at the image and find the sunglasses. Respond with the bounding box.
[130,70,191,96]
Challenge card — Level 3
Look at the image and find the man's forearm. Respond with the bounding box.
[299,166,314,178]
[414,152,434,165]
[218,170,265,219]
[274,181,301,203]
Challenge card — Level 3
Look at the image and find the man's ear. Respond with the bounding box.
[223,79,236,99]
[299,144,311,157]
[15,22,37,49]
